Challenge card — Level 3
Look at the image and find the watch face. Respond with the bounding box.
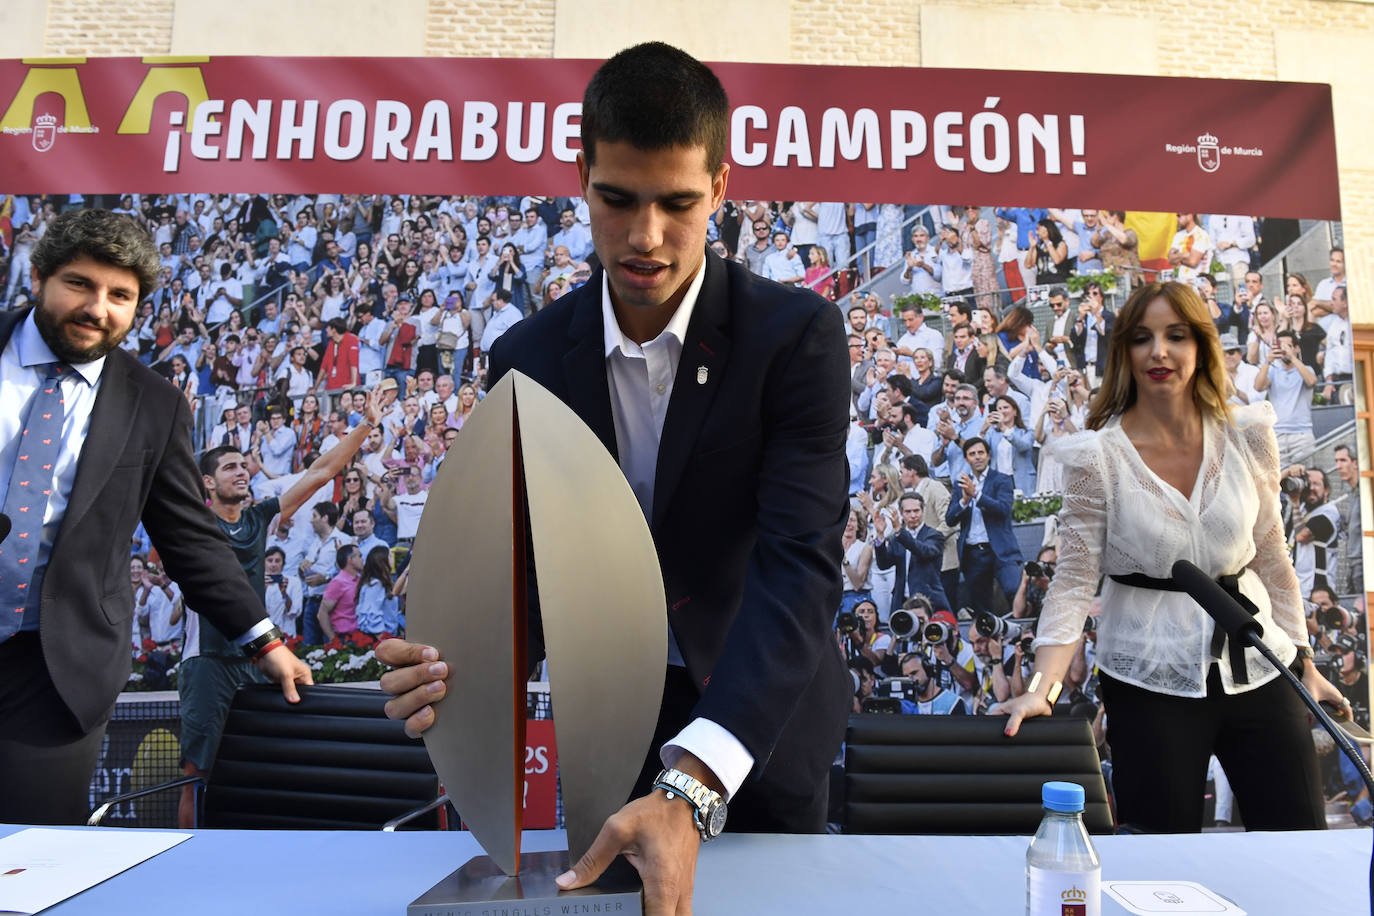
[706,800,728,838]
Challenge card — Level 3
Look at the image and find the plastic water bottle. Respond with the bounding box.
[1026,781,1100,916]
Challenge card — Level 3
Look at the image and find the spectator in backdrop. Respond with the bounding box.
[1290,467,1340,599]
[316,317,360,393]
[1210,214,1256,288]
[815,202,851,270]
[901,653,967,715]
[763,231,805,287]
[1221,332,1263,406]
[1167,212,1212,282]
[946,437,1023,616]
[1070,283,1114,383]
[319,544,363,641]
[874,491,950,613]
[299,501,351,645]
[1311,247,1346,314]
[1254,330,1317,465]
[1321,285,1352,403]
[263,546,303,638]
[1334,444,1363,595]
[894,304,943,365]
[1091,210,1140,287]
[900,225,942,297]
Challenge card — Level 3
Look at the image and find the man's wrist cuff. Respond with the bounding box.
[241,623,285,657]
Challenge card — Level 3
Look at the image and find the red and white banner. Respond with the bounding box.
[0,56,1340,218]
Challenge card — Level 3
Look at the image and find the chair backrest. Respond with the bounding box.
[204,683,439,829]
[844,714,1114,835]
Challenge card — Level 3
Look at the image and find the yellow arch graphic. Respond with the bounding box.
[117,66,211,135]
[0,67,91,131]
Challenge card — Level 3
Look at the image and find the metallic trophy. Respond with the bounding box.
[405,371,666,915]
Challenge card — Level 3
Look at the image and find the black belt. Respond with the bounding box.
[1109,571,1260,685]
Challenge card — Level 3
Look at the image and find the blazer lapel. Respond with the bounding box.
[63,351,143,531]
[561,279,617,462]
[652,254,730,532]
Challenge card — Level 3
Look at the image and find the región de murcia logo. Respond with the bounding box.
[31,112,56,152]
[1164,130,1265,173]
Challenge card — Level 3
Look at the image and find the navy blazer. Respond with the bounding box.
[487,251,852,806]
[0,308,266,732]
[944,468,1022,565]
[874,524,950,611]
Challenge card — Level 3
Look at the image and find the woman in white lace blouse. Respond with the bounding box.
[999,281,1347,833]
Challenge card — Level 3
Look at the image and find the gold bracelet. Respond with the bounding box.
[1026,671,1064,705]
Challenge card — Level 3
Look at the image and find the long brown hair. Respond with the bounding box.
[1086,281,1231,431]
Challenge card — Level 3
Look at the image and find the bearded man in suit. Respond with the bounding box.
[0,209,310,824]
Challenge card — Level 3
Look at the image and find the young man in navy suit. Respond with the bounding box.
[378,42,850,914]
[945,436,1024,617]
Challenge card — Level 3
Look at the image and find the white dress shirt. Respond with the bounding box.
[600,263,753,799]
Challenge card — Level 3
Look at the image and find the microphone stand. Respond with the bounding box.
[1172,560,1372,914]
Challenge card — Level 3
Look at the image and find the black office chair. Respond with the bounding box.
[843,714,1114,834]
[90,684,447,830]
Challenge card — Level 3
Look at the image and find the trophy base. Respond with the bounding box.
[408,850,643,916]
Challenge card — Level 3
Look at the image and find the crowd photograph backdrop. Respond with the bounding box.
[0,52,1367,834]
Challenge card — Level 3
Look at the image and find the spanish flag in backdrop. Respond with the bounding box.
[1127,211,1179,274]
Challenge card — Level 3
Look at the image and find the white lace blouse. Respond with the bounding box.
[1035,402,1304,696]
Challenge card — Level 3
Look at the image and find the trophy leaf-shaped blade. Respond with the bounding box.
[512,372,667,865]
[407,373,522,875]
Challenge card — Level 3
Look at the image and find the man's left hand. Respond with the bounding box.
[255,644,313,703]
[557,754,721,915]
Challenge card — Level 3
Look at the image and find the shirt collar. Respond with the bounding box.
[601,257,705,359]
[17,309,105,385]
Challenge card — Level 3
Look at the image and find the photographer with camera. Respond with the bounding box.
[1288,466,1340,598]
[836,598,890,669]
[923,609,979,698]
[901,652,968,715]
[1012,545,1058,618]
[1308,585,1358,651]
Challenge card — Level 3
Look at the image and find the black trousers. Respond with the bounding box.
[0,633,109,825]
[629,666,828,834]
[1100,664,1325,833]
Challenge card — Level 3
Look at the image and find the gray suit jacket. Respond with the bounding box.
[1,308,267,731]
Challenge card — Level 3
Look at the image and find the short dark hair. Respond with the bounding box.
[336,544,358,568]
[961,436,989,457]
[31,208,161,301]
[1048,285,1069,300]
[312,501,340,526]
[265,546,286,561]
[580,42,729,174]
[328,317,348,336]
[199,445,242,478]
[899,490,924,508]
[886,375,913,399]
[900,454,929,476]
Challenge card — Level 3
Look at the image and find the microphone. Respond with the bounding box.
[0,513,9,545]
[1170,560,1264,647]
[1173,558,1374,912]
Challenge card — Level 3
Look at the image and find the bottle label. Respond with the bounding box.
[1027,866,1100,916]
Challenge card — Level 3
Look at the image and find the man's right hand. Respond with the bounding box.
[376,638,450,738]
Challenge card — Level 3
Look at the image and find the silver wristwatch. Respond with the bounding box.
[653,768,727,841]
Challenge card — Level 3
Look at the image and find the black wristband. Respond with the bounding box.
[241,624,286,659]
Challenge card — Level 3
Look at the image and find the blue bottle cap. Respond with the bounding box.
[1042,780,1085,812]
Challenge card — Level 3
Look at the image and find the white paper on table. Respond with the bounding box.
[0,828,191,914]
[1104,880,1245,915]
